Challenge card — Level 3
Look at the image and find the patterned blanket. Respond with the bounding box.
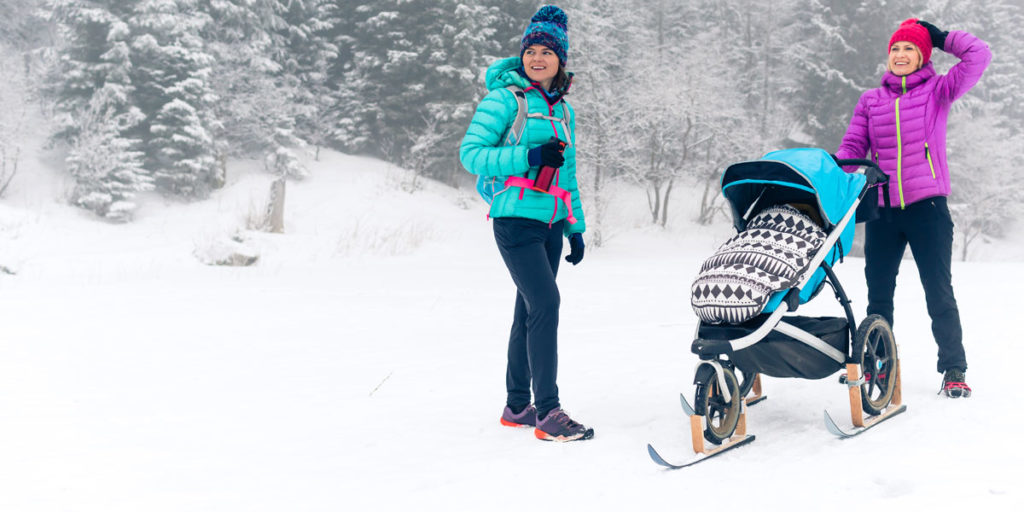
[691,205,826,325]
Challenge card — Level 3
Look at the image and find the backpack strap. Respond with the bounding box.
[522,100,573,148]
[503,85,574,148]
[559,100,573,147]
[503,85,529,147]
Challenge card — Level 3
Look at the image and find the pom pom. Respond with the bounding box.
[532,5,568,27]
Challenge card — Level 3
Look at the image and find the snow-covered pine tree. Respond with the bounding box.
[274,0,340,161]
[46,0,136,142]
[200,0,308,178]
[340,0,443,159]
[47,0,151,217]
[788,0,927,149]
[339,0,532,183]
[414,1,503,185]
[66,84,152,222]
[930,0,1024,136]
[129,0,219,197]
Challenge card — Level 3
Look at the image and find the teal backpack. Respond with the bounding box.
[475,85,572,204]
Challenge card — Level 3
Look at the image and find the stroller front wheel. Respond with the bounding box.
[855,314,898,415]
[695,365,742,445]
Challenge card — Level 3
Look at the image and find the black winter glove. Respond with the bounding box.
[565,233,584,265]
[528,141,566,168]
[917,20,948,51]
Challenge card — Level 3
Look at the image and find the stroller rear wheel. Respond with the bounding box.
[694,365,742,445]
[855,314,898,415]
[737,368,758,398]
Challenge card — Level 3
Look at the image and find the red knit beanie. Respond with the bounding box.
[888,18,932,65]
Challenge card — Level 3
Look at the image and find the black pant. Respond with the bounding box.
[864,196,966,373]
[493,218,564,416]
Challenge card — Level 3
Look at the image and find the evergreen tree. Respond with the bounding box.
[274,0,340,160]
[66,84,152,222]
[788,0,928,148]
[47,0,151,218]
[47,0,138,142]
[199,0,308,178]
[129,0,219,197]
[930,0,1024,135]
[338,0,532,184]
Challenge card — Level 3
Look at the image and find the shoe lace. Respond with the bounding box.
[551,409,580,429]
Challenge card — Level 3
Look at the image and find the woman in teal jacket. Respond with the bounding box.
[459,5,591,442]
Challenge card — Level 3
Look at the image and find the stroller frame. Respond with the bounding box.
[650,150,905,466]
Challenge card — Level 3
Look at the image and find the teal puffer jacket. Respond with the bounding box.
[459,57,585,236]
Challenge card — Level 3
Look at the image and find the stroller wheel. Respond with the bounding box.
[695,365,742,445]
[855,314,898,415]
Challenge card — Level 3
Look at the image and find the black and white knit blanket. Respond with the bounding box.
[691,205,827,325]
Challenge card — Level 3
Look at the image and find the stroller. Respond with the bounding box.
[648,148,904,468]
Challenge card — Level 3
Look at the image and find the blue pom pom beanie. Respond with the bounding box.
[520,5,569,65]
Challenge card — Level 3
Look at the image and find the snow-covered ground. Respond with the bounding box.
[1,150,1021,511]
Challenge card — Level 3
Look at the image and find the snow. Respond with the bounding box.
[1,149,1022,511]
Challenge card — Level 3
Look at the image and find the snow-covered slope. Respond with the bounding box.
[0,151,1020,511]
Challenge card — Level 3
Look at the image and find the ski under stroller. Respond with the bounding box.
[648,148,904,469]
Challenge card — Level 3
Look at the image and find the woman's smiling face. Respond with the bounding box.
[522,44,560,89]
[888,41,922,76]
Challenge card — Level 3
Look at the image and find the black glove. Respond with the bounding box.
[565,233,584,265]
[917,20,948,51]
[865,165,889,185]
[528,141,565,168]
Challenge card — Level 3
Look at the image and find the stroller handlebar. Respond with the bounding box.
[832,157,889,185]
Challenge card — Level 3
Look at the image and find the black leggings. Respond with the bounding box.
[864,197,966,373]
[493,218,564,416]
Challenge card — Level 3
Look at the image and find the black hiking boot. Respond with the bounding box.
[939,368,971,398]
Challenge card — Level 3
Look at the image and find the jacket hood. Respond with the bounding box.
[881,63,936,94]
[485,57,532,91]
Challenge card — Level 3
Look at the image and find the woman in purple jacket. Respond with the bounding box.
[835,19,990,398]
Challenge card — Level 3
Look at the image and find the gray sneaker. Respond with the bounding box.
[534,407,594,442]
[500,404,537,427]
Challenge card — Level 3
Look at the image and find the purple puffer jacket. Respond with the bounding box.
[836,30,991,209]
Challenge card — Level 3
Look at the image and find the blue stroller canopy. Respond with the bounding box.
[721,148,866,233]
[719,148,868,313]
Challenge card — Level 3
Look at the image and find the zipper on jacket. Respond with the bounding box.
[925,143,936,179]
[901,76,907,95]
[895,97,905,209]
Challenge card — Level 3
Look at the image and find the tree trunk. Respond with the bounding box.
[660,178,674,227]
[267,178,286,233]
[698,176,716,225]
[647,181,662,224]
